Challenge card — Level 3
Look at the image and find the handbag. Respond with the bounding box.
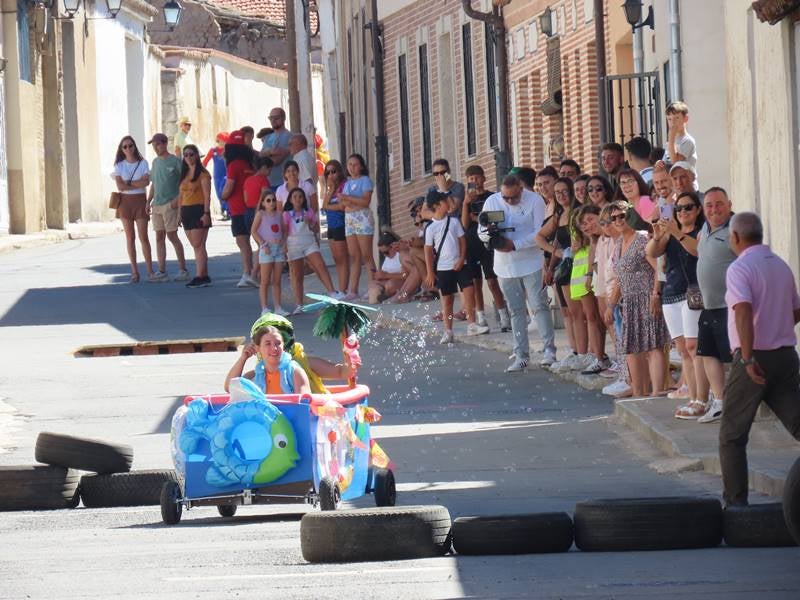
[677,237,704,310]
[554,256,573,286]
[110,160,143,210]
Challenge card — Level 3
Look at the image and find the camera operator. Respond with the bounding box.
[462,165,510,332]
[479,174,557,372]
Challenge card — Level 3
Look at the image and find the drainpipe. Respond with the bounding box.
[594,0,607,143]
[461,0,511,183]
[369,0,390,229]
[669,0,683,100]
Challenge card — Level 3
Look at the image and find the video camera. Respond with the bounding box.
[478,210,515,251]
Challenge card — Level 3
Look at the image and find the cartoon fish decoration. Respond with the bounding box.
[252,413,300,484]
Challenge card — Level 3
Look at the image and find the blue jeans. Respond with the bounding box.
[498,270,556,360]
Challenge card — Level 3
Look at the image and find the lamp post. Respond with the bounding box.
[62,0,80,18]
[539,6,554,38]
[622,0,654,31]
[162,0,182,30]
[60,0,123,19]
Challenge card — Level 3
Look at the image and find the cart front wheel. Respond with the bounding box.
[374,468,396,507]
[218,504,237,518]
[319,476,341,511]
[160,481,182,525]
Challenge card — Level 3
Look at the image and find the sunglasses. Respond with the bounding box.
[183,152,196,158]
[599,220,610,226]
[325,169,337,175]
[674,204,696,213]
[263,197,276,203]
[433,171,447,176]
[610,213,627,223]
[268,115,283,120]
[587,185,604,192]
[501,195,516,201]
[122,144,135,149]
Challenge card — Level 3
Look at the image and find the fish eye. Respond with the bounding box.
[275,433,288,449]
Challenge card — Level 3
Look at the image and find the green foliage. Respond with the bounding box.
[312,305,371,340]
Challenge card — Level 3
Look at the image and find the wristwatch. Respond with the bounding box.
[740,356,757,366]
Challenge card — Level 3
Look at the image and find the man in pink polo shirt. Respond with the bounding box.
[720,211,800,506]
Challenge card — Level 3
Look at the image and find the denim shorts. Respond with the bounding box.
[259,242,286,264]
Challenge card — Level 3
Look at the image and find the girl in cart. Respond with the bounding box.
[224,324,311,395]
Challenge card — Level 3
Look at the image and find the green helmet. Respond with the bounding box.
[250,312,295,348]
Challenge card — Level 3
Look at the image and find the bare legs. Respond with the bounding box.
[155,230,187,274]
[329,239,349,292]
[122,218,154,282]
[259,261,284,310]
[563,285,588,354]
[580,293,606,359]
[346,234,375,296]
[235,234,253,276]
[186,228,209,278]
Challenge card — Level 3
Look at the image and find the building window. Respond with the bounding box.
[418,44,433,174]
[528,21,538,53]
[17,0,32,83]
[225,72,229,106]
[398,53,412,181]
[462,23,476,157]
[211,66,218,105]
[514,28,525,61]
[572,0,578,30]
[663,59,672,105]
[195,68,202,109]
[484,23,498,149]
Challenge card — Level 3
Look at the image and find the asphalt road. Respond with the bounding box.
[0,229,798,599]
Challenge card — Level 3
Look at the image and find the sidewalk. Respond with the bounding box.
[367,285,800,499]
[0,221,123,255]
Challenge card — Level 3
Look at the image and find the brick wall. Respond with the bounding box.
[382,0,499,239]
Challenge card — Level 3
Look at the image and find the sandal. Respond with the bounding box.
[129,273,140,284]
[432,312,443,322]
[452,310,467,321]
[674,400,707,420]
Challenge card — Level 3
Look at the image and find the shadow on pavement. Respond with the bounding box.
[118,511,307,530]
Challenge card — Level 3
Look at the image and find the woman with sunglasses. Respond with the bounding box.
[321,159,350,295]
[113,136,154,283]
[586,175,614,209]
[178,144,212,288]
[605,201,670,397]
[646,191,707,418]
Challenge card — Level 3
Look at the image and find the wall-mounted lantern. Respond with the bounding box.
[61,0,122,19]
[622,0,654,31]
[162,0,182,31]
[539,6,554,38]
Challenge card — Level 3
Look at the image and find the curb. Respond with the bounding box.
[0,222,122,256]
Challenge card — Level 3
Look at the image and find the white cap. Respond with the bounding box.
[669,161,696,177]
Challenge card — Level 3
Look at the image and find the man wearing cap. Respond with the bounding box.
[174,117,193,158]
[259,107,292,191]
[670,161,700,199]
[148,133,189,282]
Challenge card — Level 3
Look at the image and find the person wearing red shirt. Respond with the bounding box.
[243,157,273,282]
[222,130,258,288]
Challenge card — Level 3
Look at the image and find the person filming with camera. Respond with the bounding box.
[479,174,557,372]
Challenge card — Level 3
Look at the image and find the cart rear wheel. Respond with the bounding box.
[373,469,396,507]
[218,504,237,518]
[318,476,340,511]
[160,481,182,525]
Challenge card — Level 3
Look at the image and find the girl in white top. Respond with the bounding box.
[276,161,317,212]
[251,189,287,316]
[113,135,153,283]
[283,187,340,315]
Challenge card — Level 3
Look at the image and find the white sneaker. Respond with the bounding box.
[697,398,723,423]
[498,308,511,332]
[602,379,632,397]
[244,274,259,288]
[173,269,190,282]
[539,349,556,367]
[570,353,595,372]
[476,311,488,328]
[343,292,358,301]
[668,384,690,400]
[273,306,289,317]
[237,274,251,288]
[329,290,347,300]
[599,361,620,379]
[506,357,528,373]
[466,323,490,336]
[550,358,572,373]
[148,271,168,283]
[581,355,611,375]
[440,330,455,345]
[291,305,304,316]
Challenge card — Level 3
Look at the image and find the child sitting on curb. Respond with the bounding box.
[424,190,489,344]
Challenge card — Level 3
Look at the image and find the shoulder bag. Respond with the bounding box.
[553,238,573,286]
[677,236,704,310]
[109,160,143,209]
[432,216,451,273]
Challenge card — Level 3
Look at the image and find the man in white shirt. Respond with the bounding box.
[290,133,317,184]
[480,175,556,372]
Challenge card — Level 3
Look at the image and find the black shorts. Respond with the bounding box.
[327,226,346,241]
[180,205,209,231]
[465,250,497,281]
[230,214,249,237]
[437,268,473,296]
[697,307,732,362]
[244,208,256,232]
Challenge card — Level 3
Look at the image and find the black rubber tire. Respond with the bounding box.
[35,432,133,475]
[301,505,452,563]
[453,512,574,555]
[218,504,238,518]
[0,465,80,511]
[160,480,182,525]
[318,476,341,511]
[373,469,396,507]
[724,503,797,547]
[782,456,800,545]
[574,497,722,551]
[79,470,177,508]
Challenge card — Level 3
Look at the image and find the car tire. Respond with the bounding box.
[79,470,178,508]
[35,432,133,475]
[0,465,80,511]
[218,505,238,518]
[782,456,800,545]
[373,469,396,507]
[301,505,452,563]
[318,476,340,511]
[160,480,182,525]
[453,512,573,555]
[574,497,722,551]
[723,503,796,547]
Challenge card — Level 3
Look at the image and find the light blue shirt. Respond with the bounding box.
[343,176,374,202]
[262,130,292,188]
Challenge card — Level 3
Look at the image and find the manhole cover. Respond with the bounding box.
[74,337,244,358]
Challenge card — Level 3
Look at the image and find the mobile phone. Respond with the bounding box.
[660,204,673,219]
[467,182,476,192]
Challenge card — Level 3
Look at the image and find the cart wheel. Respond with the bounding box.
[373,469,396,507]
[318,476,341,511]
[160,480,182,525]
[218,505,237,518]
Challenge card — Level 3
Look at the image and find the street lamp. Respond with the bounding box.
[60,0,123,19]
[163,0,182,30]
[539,6,554,38]
[622,0,654,31]
[106,0,122,17]
[62,0,80,18]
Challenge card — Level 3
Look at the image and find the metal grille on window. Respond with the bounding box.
[541,36,562,116]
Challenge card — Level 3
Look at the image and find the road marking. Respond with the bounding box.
[396,480,495,492]
[164,565,451,583]
[372,419,562,438]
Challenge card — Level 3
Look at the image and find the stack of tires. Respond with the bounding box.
[0,432,176,511]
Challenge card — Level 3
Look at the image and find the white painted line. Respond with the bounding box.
[164,565,451,583]
[395,480,495,492]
